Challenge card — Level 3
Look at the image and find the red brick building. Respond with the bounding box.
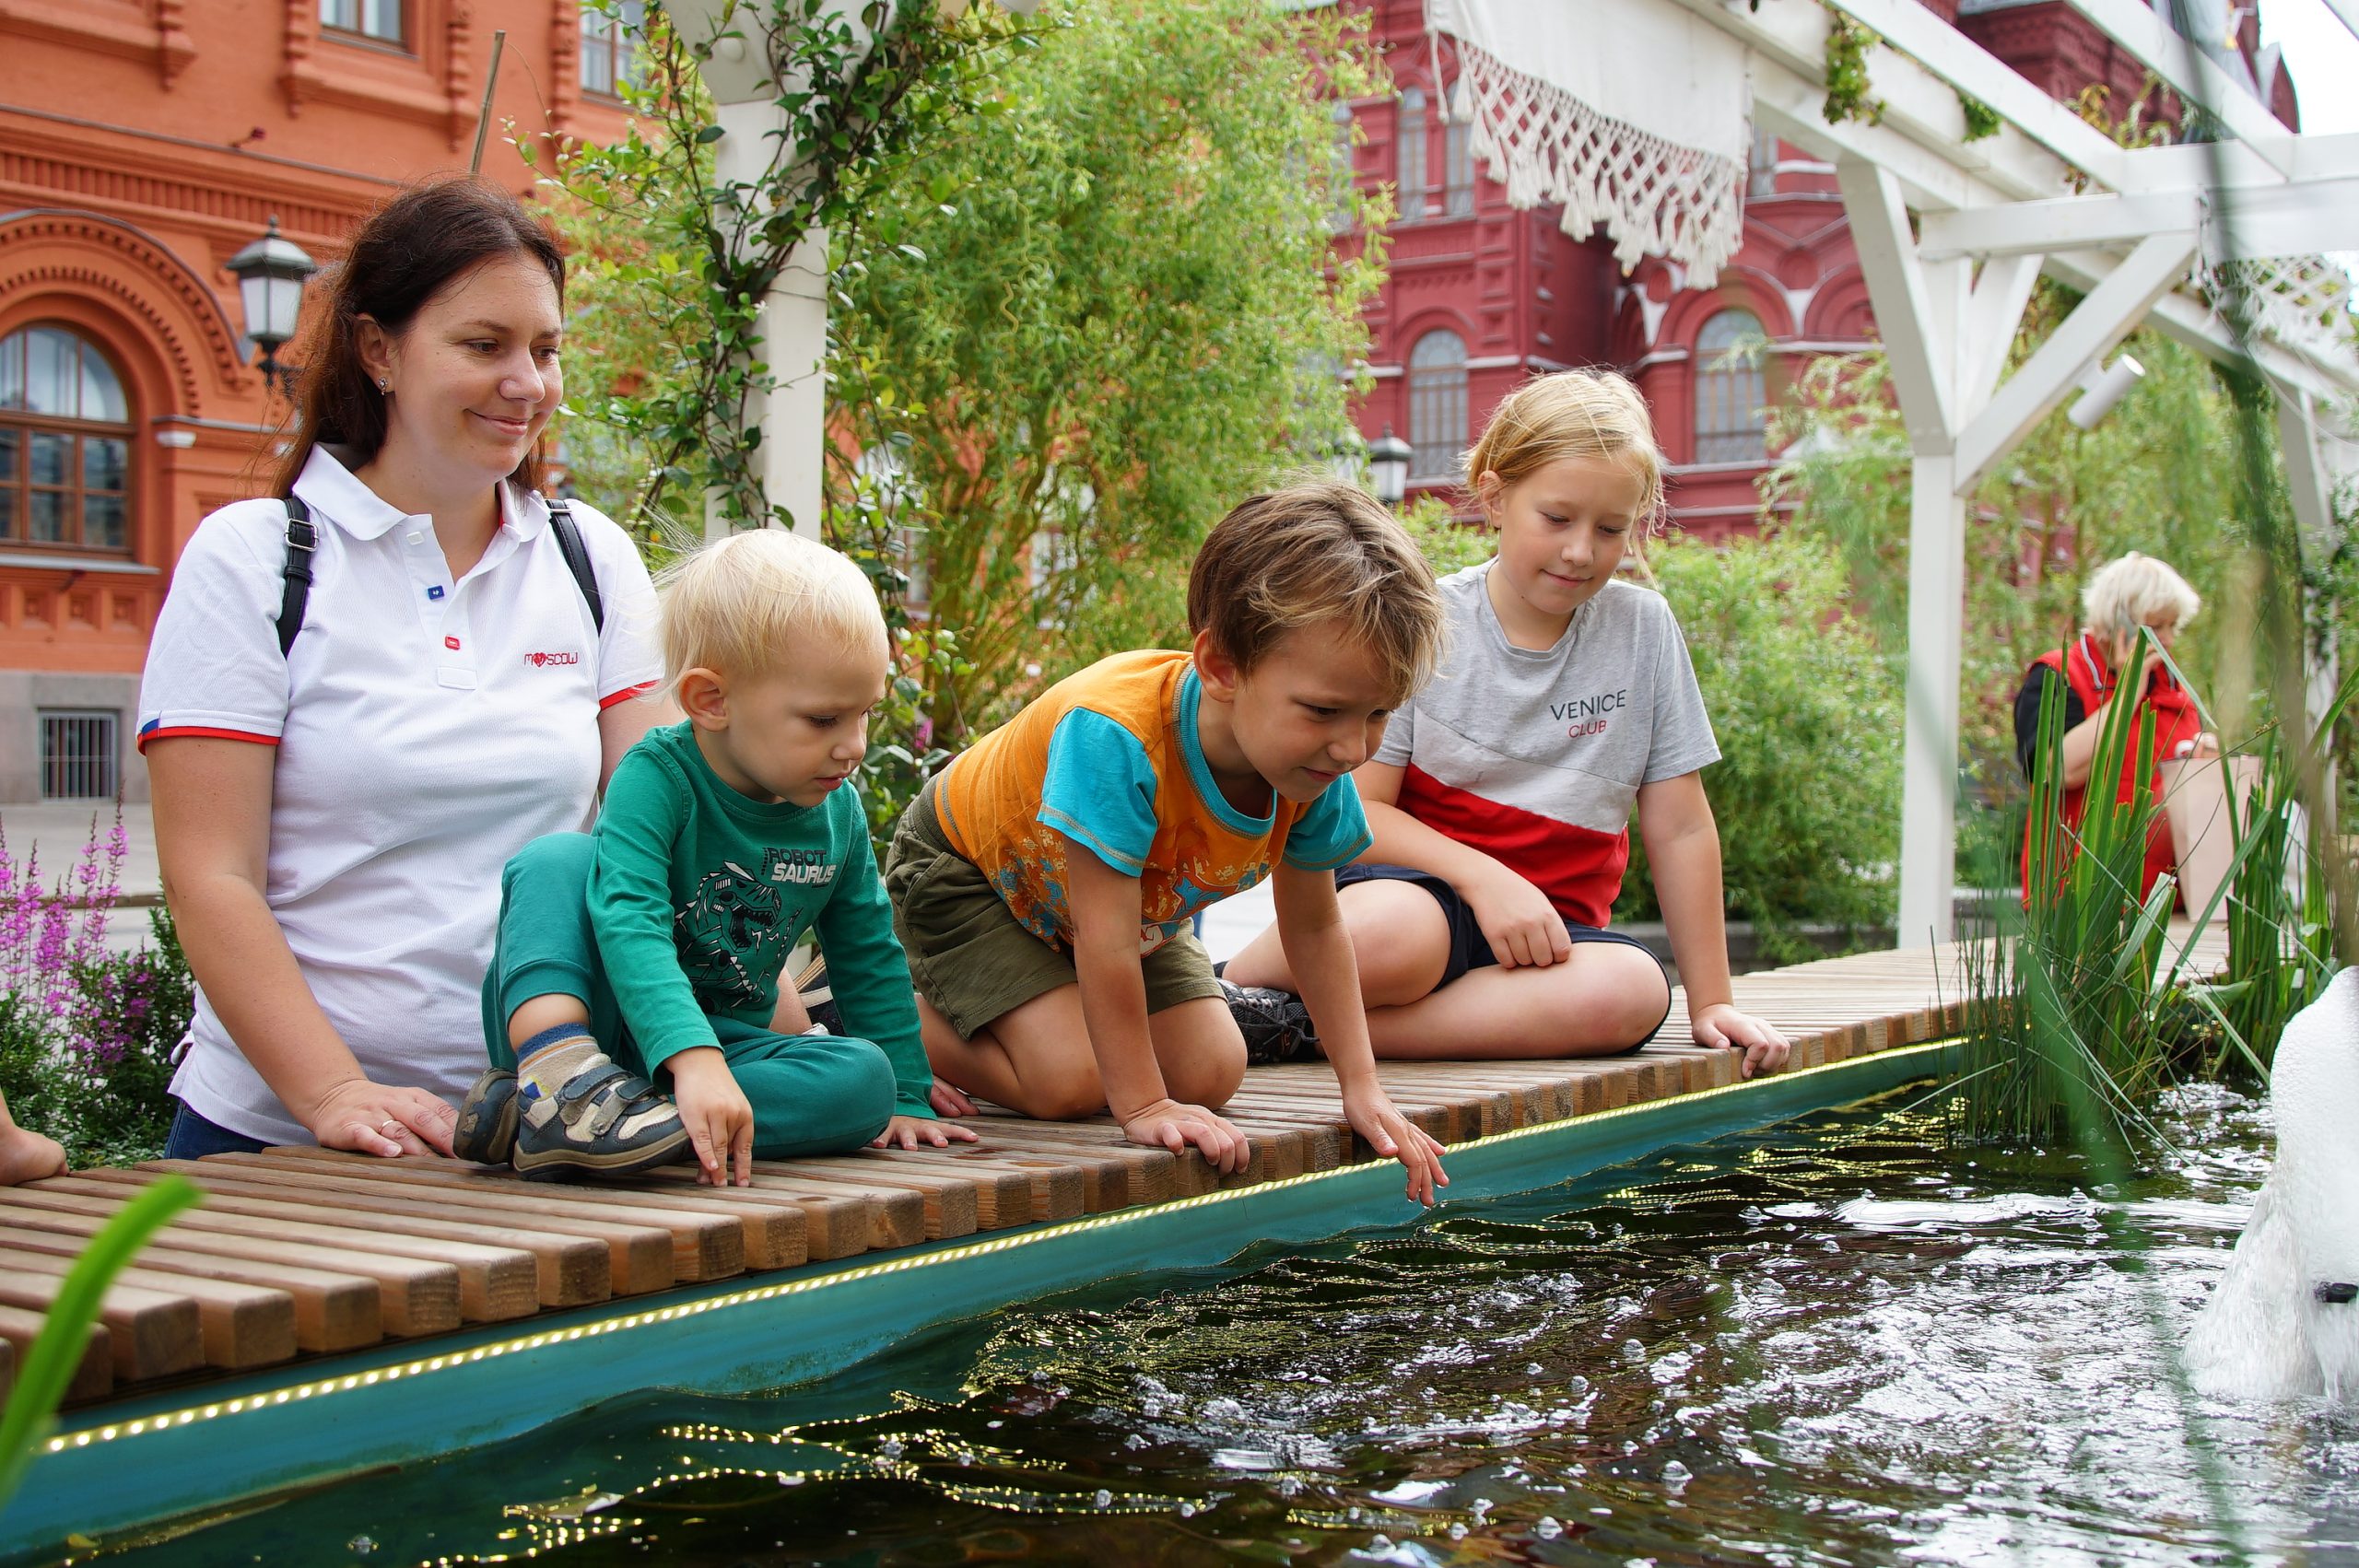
[1339,0,2298,536]
[0,0,634,802]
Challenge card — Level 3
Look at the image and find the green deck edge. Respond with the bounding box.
[1,1041,1955,1562]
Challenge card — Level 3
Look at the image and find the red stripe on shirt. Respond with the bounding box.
[598,680,661,710]
[136,726,280,754]
[1396,763,1628,928]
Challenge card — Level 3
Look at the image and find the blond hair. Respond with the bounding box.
[1187,479,1445,707]
[2083,551,2201,641]
[655,529,886,693]
[1463,368,1665,528]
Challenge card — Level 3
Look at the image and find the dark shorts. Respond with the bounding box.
[1332,862,1670,1050]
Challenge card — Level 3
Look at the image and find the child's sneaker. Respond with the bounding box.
[792,954,844,1036]
[511,1056,693,1179]
[452,1069,522,1164]
[1220,978,1320,1065]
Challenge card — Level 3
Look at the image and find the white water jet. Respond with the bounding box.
[2185,967,2359,1400]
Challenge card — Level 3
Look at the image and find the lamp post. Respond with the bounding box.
[225,216,316,393]
[1367,424,1413,508]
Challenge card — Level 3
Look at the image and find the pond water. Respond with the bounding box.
[98,1082,2359,1567]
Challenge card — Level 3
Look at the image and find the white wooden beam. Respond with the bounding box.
[1661,0,2077,206]
[1837,160,1959,448]
[1960,253,2044,414]
[1953,231,2197,491]
[2060,0,2298,176]
[2047,250,2359,403]
[1918,189,2200,261]
[1896,453,1966,943]
[1820,0,2135,189]
[2202,175,2359,263]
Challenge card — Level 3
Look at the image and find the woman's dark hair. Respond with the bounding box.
[272,176,566,497]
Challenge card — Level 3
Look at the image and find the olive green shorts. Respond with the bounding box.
[884,778,1223,1041]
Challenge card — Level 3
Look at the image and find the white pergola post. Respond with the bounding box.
[699,98,827,541]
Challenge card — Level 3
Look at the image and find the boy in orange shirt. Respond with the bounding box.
[884,484,1450,1203]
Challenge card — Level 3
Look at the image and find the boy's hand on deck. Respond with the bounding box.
[1692,1004,1790,1079]
[873,1113,980,1150]
[1465,868,1573,970]
[669,1047,756,1186]
[929,1081,980,1119]
[1121,1099,1250,1174]
[1343,1083,1449,1207]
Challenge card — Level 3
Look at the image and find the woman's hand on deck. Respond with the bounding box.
[1343,1082,1448,1207]
[669,1047,756,1186]
[1691,1003,1790,1078]
[307,1079,457,1158]
[873,1113,980,1150]
[1464,867,1573,970]
[929,1080,979,1118]
[1121,1099,1249,1174]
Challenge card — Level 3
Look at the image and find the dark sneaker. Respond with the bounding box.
[794,954,844,1036]
[1221,978,1320,1065]
[511,1056,692,1179]
[452,1069,521,1164]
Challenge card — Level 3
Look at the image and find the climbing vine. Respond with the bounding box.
[1955,90,2001,142]
[1820,6,1884,126]
[536,0,1039,534]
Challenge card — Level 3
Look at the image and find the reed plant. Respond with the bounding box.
[1954,661,2177,1146]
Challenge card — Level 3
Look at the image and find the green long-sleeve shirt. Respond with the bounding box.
[587,721,934,1117]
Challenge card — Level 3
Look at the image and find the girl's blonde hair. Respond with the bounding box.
[655,529,886,694]
[1462,368,1665,527]
[2082,551,2201,641]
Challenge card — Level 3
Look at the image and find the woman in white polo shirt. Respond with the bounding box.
[139,178,667,1159]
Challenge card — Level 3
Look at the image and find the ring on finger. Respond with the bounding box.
[379,1117,404,1134]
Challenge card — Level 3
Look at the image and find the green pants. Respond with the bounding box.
[480,832,896,1159]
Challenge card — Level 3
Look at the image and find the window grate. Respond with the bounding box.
[41,710,117,800]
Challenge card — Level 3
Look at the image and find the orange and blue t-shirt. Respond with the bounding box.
[933,650,1371,953]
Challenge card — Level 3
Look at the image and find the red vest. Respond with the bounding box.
[2020,633,2201,905]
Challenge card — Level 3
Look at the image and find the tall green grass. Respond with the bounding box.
[1955,651,2354,1147]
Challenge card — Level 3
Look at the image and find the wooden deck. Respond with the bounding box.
[0,935,2107,1413]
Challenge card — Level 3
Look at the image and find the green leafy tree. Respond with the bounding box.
[1614,532,1901,957]
[827,0,1388,735]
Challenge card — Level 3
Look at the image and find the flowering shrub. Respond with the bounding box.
[0,808,189,1167]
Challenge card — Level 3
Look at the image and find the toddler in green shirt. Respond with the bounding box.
[453,529,972,1183]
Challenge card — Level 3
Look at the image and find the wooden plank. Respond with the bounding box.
[177,1156,705,1293]
[35,1176,541,1322]
[768,1158,997,1235]
[249,1147,805,1271]
[0,1193,456,1339]
[857,1146,1093,1220]
[0,1221,376,1353]
[0,1240,296,1371]
[0,1258,201,1382]
[0,1303,107,1403]
[957,1133,1135,1212]
[630,1165,914,1255]
[968,1121,1185,1205]
[101,1164,611,1310]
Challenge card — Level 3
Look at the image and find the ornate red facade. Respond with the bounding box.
[0,0,627,800]
[1339,0,2298,540]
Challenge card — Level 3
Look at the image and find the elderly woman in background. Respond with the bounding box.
[2016,551,2220,904]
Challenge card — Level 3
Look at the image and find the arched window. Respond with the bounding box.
[1407,330,1468,480]
[1396,88,1427,222]
[0,325,132,553]
[1693,309,1767,464]
[1443,95,1474,216]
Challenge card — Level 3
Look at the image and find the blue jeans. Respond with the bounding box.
[163,1102,272,1159]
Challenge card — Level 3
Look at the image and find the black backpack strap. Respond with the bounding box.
[276,496,316,657]
[546,498,605,635]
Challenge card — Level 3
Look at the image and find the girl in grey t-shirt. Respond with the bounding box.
[1224,371,1790,1078]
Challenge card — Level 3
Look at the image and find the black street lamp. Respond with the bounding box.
[225,216,317,393]
[1367,424,1413,507]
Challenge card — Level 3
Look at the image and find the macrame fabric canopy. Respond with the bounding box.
[1425,0,1750,286]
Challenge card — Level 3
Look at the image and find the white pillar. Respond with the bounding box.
[1897,452,1966,944]
[704,99,827,541]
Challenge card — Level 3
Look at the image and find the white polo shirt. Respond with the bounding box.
[137,445,664,1144]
